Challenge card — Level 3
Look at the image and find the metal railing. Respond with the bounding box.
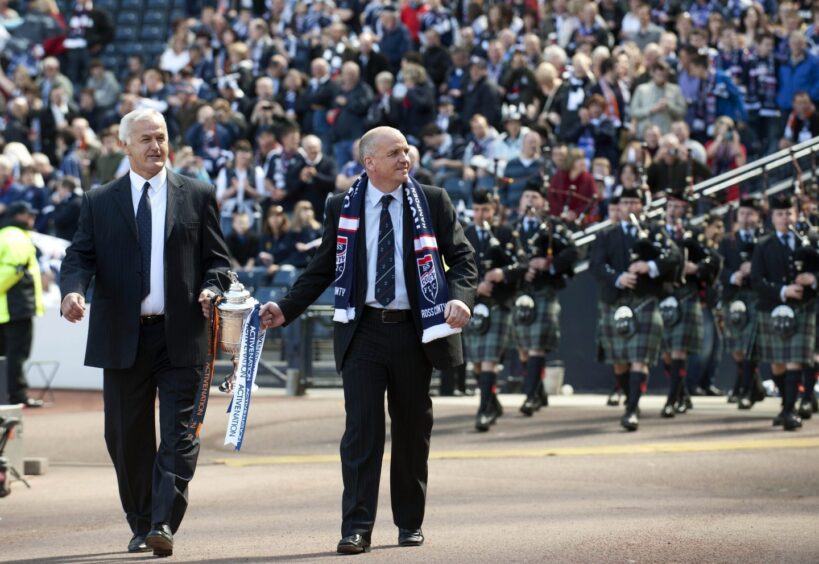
[572,135,819,250]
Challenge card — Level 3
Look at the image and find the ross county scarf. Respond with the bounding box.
[333,172,459,343]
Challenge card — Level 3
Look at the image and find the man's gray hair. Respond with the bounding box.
[119,109,166,144]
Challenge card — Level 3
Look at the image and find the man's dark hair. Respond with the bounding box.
[690,54,709,69]
[793,90,811,102]
[276,120,300,141]
[472,188,495,206]
[233,139,252,153]
[402,51,423,65]
[600,57,615,75]
[420,124,444,138]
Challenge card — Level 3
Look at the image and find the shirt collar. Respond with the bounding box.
[367,181,403,209]
[130,167,167,193]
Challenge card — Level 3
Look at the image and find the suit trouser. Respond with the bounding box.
[340,308,433,537]
[102,322,201,536]
[0,318,33,403]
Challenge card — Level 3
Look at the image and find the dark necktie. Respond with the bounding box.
[375,194,395,307]
[137,182,152,300]
[780,233,792,253]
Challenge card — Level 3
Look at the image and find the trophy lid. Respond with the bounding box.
[218,271,256,311]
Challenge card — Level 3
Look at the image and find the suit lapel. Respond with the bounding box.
[165,170,184,242]
[112,175,139,242]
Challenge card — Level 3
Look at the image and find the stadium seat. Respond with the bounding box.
[145,43,166,56]
[169,9,185,22]
[93,0,117,11]
[143,11,167,26]
[119,0,143,10]
[115,42,145,56]
[117,11,140,26]
[315,287,335,307]
[270,266,298,287]
[115,25,139,42]
[141,27,167,42]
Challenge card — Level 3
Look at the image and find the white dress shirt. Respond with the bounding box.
[129,168,168,315]
[364,182,410,309]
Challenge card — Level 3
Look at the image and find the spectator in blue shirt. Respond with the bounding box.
[776,31,819,114]
[379,5,412,74]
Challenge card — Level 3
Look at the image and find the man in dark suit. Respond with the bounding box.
[260,126,477,554]
[59,109,231,556]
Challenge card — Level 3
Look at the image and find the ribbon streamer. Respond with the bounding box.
[224,304,266,451]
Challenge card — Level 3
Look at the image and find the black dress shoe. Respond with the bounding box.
[537,385,549,408]
[337,533,371,554]
[660,404,676,418]
[691,387,707,396]
[797,400,813,420]
[727,393,739,404]
[22,397,44,408]
[145,523,173,557]
[606,391,621,407]
[621,412,639,431]
[738,396,755,410]
[783,411,803,431]
[127,534,150,553]
[519,398,539,417]
[674,401,688,414]
[475,409,498,432]
[704,385,722,396]
[772,411,785,427]
[398,528,424,547]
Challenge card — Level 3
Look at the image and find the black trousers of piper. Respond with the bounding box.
[102,322,201,536]
[339,307,434,538]
[0,318,33,403]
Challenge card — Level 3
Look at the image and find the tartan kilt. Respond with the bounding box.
[513,287,560,352]
[464,305,512,363]
[723,291,759,358]
[598,296,663,365]
[661,292,703,354]
[758,303,816,365]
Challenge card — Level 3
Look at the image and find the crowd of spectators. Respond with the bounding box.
[1,0,819,275]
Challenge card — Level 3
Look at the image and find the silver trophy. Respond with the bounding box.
[217,271,258,392]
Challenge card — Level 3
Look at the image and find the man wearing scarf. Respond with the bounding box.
[260,126,477,554]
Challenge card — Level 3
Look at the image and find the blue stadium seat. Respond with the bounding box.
[100,55,121,71]
[115,25,139,42]
[254,286,287,304]
[143,11,167,26]
[270,266,298,287]
[169,9,185,21]
[145,43,166,56]
[117,11,140,25]
[116,42,145,56]
[120,0,143,9]
[141,27,167,42]
[94,0,117,11]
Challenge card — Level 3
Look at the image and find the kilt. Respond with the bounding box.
[598,296,663,365]
[758,302,816,365]
[513,287,560,352]
[661,291,703,355]
[723,290,758,358]
[464,305,512,363]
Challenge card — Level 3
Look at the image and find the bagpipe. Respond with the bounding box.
[508,205,575,325]
[468,219,519,335]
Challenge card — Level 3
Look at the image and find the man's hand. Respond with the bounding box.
[796,272,817,287]
[199,289,217,318]
[732,270,744,286]
[784,284,804,300]
[444,299,470,329]
[529,257,552,272]
[628,261,649,275]
[740,261,751,276]
[617,272,638,289]
[260,302,285,329]
[476,281,494,297]
[61,293,86,322]
[684,261,698,275]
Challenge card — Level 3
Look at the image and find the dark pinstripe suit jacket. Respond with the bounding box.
[60,170,231,369]
[278,183,478,371]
